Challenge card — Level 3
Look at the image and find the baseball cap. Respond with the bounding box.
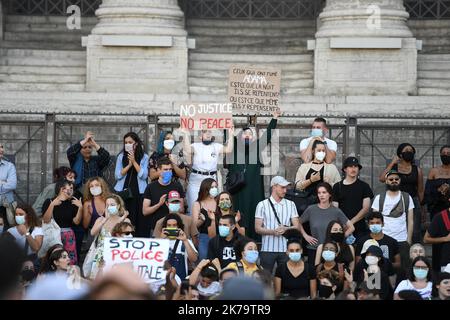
[342,156,362,171]
[385,169,400,179]
[167,190,181,203]
[360,239,380,255]
[270,176,290,187]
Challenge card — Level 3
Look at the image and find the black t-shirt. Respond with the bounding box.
[143,180,185,231]
[207,233,242,268]
[42,198,79,228]
[355,234,399,263]
[275,262,311,299]
[353,259,394,300]
[427,209,450,268]
[333,179,374,235]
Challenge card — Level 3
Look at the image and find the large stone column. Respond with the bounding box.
[309,0,419,95]
[84,0,188,93]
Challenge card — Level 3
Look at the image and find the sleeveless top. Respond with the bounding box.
[89,199,102,228]
[392,164,419,198]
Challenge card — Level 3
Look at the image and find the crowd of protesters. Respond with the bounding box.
[0,117,449,301]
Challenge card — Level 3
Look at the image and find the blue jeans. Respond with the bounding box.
[198,233,210,261]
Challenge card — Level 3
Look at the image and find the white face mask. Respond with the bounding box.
[122,234,133,238]
[315,151,326,162]
[365,256,379,266]
[90,186,102,196]
[163,139,175,150]
[125,143,134,153]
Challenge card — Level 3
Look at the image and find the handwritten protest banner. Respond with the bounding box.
[228,65,281,114]
[103,237,170,283]
[179,103,233,130]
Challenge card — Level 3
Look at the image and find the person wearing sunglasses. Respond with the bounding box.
[371,170,414,270]
[111,221,135,238]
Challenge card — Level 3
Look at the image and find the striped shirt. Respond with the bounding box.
[255,196,299,253]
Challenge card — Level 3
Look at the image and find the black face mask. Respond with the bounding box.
[202,140,213,146]
[441,154,450,166]
[21,269,36,282]
[330,232,344,243]
[401,151,415,162]
[386,184,400,192]
[318,284,334,299]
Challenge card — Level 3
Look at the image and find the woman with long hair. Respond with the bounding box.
[192,178,219,260]
[208,191,245,237]
[114,132,149,232]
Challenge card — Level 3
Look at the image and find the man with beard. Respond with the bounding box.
[371,170,414,270]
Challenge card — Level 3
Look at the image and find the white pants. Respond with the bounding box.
[186,172,217,215]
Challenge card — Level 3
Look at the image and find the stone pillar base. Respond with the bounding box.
[85,35,188,94]
[312,38,418,96]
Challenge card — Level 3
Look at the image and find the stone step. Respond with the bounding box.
[0,40,84,50]
[189,53,313,63]
[418,54,450,60]
[189,61,313,72]
[194,36,309,48]
[0,82,85,92]
[187,26,316,37]
[4,31,84,43]
[417,79,450,89]
[192,46,310,54]
[418,87,450,95]
[187,19,317,28]
[5,22,96,33]
[0,73,85,83]
[418,62,450,72]
[421,38,450,46]
[0,48,86,59]
[0,57,86,67]
[5,15,98,25]
[420,46,450,54]
[188,77,313,88]
[0,65,86,76]
[188,69,313,79]
[417,71,450,79]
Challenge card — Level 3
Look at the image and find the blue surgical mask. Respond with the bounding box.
[311,128,323,137]
[289,252,302,262]
[413,268,428,280]
[322,250,336,262]
[15,215,26,225]
[209,187,219,198]
[369,224,383,234]
[107,205,119,216]
[219,225,230,238]
[0,226,4,233]
[168,203,181,213]
[161,171,173,184]
[244,250,259,264]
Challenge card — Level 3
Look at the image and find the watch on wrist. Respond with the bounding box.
[25,232,31,237]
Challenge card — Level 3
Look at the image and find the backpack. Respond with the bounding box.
[441,209,450,232]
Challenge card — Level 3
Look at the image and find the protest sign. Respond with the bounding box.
[179,103,233,130]
[103,237,170,283]
[228,65,281,114]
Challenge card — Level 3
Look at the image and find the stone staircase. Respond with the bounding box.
[186,19,316,96]
[417,54,450,96]
[0,15,97,92]
[409,20,450,54]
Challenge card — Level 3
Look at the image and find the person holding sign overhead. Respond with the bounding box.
[181,126,234,215]
[226,110,279,240]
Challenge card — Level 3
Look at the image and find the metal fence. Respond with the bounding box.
[1,112,449,204]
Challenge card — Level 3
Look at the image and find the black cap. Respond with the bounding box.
[385,169,400,180]
[366,245,383,258]
[342,156,362,171]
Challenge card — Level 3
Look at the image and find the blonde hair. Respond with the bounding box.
[83,177,111,202]
[105,194,126,216]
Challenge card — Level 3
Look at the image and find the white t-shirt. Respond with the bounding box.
[191,142,223,172]
[371,193,414,242]
[394,280,433,300]
[8,226,44,255]
[149,271,182,294]
[198,281,221,297]
[299,137,338,152]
